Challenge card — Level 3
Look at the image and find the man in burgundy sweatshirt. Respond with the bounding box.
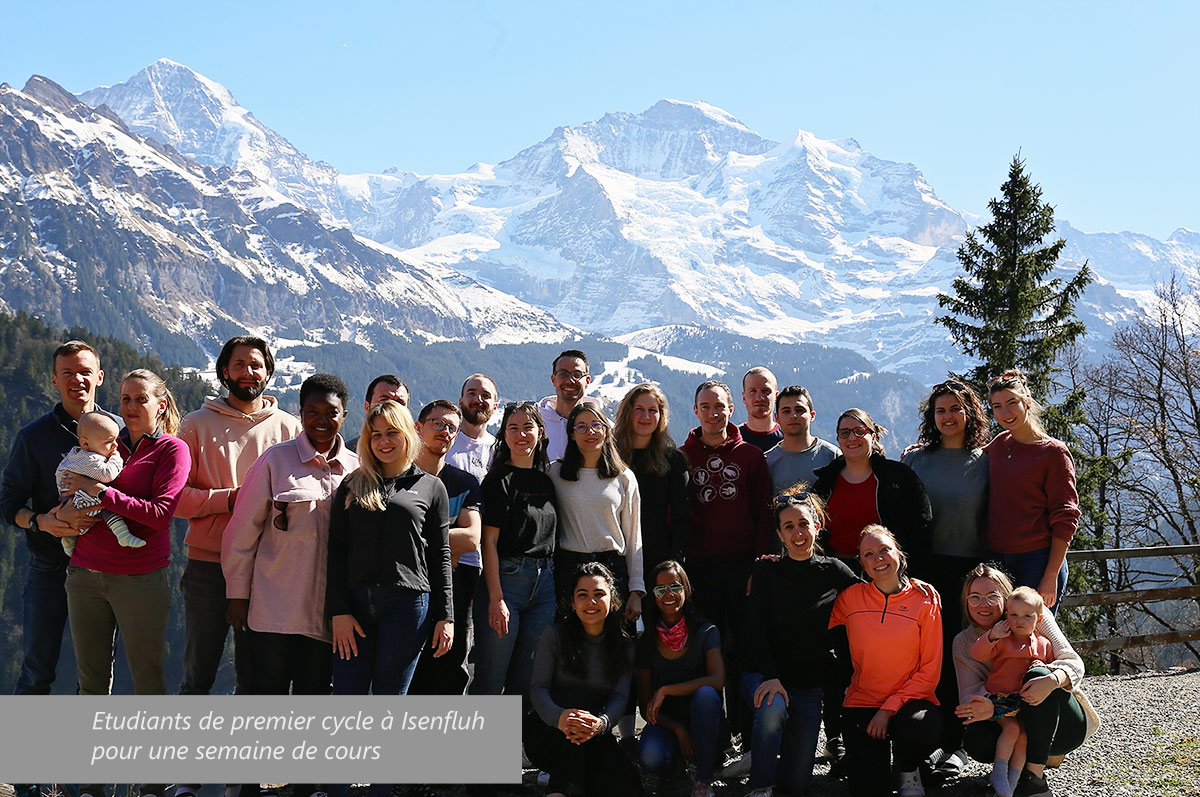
[682,379,774,751]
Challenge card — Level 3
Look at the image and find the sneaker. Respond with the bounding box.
[173,788,199,797]
[821,735,846,762]
[937,748,969,777]
[897,769,925,797]
[521,745,534,769]
[1013,771,1053,797]
[720,751,753,779]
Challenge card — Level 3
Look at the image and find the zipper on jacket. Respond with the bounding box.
[881,592,889,623]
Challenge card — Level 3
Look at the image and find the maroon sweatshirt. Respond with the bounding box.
[681,423,774,559]
[986,432,1079,554]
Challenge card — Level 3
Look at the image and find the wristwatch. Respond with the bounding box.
[29,513,41,533]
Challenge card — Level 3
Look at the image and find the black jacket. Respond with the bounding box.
[812,453,934,575]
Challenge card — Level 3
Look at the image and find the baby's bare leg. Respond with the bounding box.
[996,716,1019,760]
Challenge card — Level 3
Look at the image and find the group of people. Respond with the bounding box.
[0,339,1101,797]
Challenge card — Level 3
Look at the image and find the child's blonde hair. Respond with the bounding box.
[1006,585,1044,615]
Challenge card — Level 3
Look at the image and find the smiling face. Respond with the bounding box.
[859,530,903,584]
[630,391,663,441]
[370,415,411,467]
[990,388,1031,433]
[301,391,345,453]
[933,393,968,446]
[120,377,167,437]
[368,382,409,410]
[694,386,732,436]
[52,350,103,415]
[836,416,874,463]
[572,408,606,455]
[504,409,539,462]
[459,377,497,427]
[777,394,814,439]
[965,576,1006,629]
[417,406,460,457]
[653,568,687,623]
[742,372,777,421]
[776,503,818,561]
[573,574,612,632]
[551,355,591,404]
[223,343,269,403]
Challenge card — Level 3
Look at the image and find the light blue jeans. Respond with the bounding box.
[743,672,823,793]
[468,556,555,701]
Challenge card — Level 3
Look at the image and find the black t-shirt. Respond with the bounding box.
[635,620,721,722]
[739,422,784,453]
[436,462,482,518]
[482,463,557,558]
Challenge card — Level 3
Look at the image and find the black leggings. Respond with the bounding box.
[962,667,1087,766]
[523,710,644,796]
[843,699,942,797]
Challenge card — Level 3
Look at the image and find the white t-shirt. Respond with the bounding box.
[445,431,495,568]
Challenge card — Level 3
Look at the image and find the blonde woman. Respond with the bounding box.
[986,370,1079,610]
[326,399,453,702]
[614,383,689,570]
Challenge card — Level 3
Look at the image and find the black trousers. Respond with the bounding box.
[843,700,942,797]
[688,555,753,744]
[409,563,480,695]
[928,552,982,751]
[523,710,644,796]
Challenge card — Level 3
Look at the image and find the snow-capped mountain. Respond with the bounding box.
[70,61,1200,383]
[0,75,574,364]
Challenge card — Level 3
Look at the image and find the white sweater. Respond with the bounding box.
[549,463,644,593]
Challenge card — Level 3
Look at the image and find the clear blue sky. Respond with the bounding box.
[6,1,1196,239]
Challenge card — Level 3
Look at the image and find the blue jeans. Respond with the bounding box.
[331,584,430,696]
[742,672,823,793]
[638,685,724,784]
[468,556,555,700]
[15,553,71,695]
[997,547,1068,614]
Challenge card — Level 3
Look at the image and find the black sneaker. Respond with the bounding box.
[1013,770,1053,797]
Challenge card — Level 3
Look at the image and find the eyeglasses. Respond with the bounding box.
[967,592,1004,607]
[987,372,1021,387]
[272,499,288,532]
[836,426,872,440]
[554,370,589,382]
[652,582,685,598]
[426,419,459,434]
[573,422,606,435]
[934,380,968,392]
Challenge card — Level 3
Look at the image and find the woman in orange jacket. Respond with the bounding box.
[829,524,943,797]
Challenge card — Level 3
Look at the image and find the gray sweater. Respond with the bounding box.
[530,624,633,730]
[902,446,989,559]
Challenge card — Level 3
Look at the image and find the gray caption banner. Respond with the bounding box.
[0,696,520,783]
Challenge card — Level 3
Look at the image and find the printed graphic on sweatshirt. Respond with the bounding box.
[692,455,741,503]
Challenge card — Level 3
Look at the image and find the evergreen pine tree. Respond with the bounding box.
[936,155,1093,402]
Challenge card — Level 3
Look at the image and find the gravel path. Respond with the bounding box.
[4,668,1197,797]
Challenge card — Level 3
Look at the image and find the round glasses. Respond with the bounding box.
[967,592,1004,607]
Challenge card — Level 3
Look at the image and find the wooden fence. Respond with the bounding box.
[1062,544,1200,654]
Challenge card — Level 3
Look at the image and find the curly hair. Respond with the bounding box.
[915,379,990,450]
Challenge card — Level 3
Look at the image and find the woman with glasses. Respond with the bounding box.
[469,401,559,702]
[636,560,725,797]
[953,564,1097,797]
[549,403,644,620]
[741,487,860,797]
[812,408,933,574]
[614,383,690,573]
[985,370,1079,611]
[901,379,992,775]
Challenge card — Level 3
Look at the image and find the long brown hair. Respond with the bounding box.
[916,379,990,450]
[614,383,677,476]
[559,404,625,480]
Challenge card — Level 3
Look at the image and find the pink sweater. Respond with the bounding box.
[222,433,357,642]
[175,396,302,563]
[71,431,189,575]
[972,630,1053,694]
[985,432,1079,554]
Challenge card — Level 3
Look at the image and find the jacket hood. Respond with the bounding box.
[201,394,284,422]
[683,422,745,453]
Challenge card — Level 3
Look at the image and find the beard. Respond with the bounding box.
[228,380,267,403]
[460,404,491,426]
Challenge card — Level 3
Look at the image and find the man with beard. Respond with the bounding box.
[174,337,301,697]
[408,400,482,697]
[446,373,498,482]
[538,350,600,461]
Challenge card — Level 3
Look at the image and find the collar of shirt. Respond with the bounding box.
[295,431,356,471]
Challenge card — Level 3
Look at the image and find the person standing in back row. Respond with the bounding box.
[764,384,840,495]
[539,350,600,461]
[739,367,783,452]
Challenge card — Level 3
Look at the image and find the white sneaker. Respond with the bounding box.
[720,751,753,779]
[898,769,925,797]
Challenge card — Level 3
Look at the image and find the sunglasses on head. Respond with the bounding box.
[987,372,1021,387]
[652,582,685,598]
